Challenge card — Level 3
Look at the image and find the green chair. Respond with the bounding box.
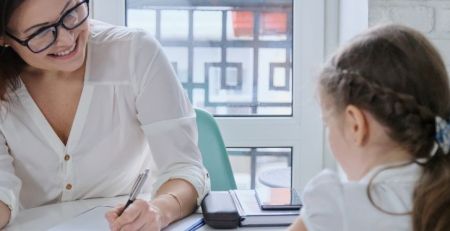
[195,108,237,190]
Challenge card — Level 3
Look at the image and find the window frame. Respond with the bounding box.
[92,0,329,191]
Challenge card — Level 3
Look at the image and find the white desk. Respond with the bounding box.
[5,196,284,231]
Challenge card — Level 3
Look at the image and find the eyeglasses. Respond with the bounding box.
[6,0,89,53]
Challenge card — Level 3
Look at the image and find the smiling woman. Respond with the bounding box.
[3,0,89,74]
[0,0,210,230]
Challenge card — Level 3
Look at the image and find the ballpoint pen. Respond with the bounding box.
[118,169,149,216]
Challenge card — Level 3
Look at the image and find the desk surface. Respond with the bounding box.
[5,196,284,231]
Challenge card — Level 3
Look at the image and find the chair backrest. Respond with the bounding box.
[195,108,237,190]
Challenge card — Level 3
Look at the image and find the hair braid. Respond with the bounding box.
[322,67,436,159]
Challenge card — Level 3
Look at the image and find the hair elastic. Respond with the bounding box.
[435,116,450,155]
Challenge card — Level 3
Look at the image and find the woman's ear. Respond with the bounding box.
[343,105,368,146]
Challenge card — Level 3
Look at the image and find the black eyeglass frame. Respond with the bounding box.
[5,0,90,53]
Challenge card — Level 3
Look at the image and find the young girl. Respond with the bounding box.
[289,24,450,231]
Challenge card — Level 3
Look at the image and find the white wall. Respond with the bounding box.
[340,0,369,44]
[369,0,450,72]
[322,0,340,170]
[92,0,125,26]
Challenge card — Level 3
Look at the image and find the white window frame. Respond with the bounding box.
[92,0,331,191]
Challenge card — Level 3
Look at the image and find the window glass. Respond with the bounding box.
[126,0,293,116]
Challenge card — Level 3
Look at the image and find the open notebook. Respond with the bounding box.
[48,206,111,231]
[48,205,204,231]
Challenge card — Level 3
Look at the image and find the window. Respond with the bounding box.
[92,0,327,191]
[126,1,292,116]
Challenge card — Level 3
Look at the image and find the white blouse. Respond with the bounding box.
[0,20,210,221]
[302,162,422,231]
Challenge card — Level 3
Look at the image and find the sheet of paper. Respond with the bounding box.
[48,205,204,231]
[48,206,111,231]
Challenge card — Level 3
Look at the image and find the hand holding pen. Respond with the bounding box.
[118,169,149,216]
[106,169,165,231]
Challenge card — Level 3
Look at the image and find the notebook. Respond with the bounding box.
[230,190,299,226]
[48,205,204,231]
[48,206,111,231]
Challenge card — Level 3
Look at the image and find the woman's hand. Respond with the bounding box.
[105,199,163,231]
[105,179,198,230]
[0,201,11,229]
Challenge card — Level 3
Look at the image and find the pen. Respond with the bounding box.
[118,169,149,216]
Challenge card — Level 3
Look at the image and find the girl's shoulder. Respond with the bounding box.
[301,165,420,231]
[301,170,347,231]
[302,169,346,212]
[304,169,341,191]
[304,162,421,198]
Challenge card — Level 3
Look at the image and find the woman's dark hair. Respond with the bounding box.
[0,0,25,102]
[320,24,450,231]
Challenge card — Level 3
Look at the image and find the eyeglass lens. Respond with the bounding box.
[28,1,88,53]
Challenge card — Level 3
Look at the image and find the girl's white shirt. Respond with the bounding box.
[0,20,210,221]
[302,162,422,231]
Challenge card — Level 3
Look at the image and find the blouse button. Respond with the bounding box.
[66,184,72,190]
[64,154,70,161]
